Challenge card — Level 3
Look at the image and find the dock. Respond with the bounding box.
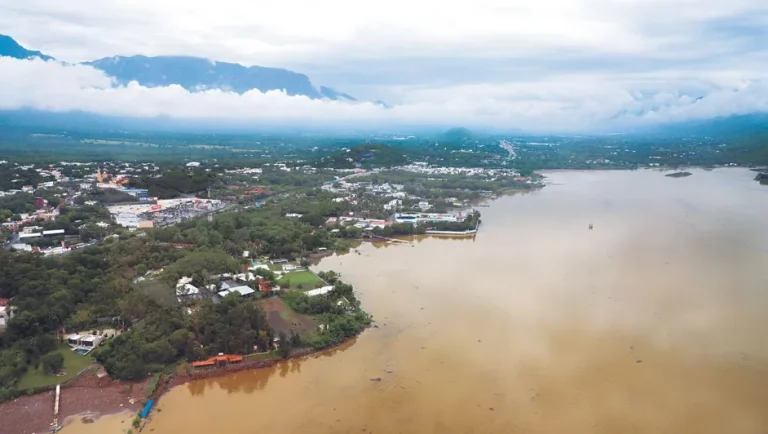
[371,235,412,245]
[50,384,61,432]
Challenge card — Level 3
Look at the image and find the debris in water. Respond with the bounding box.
[636,360,643,364]
[370,377,382,382]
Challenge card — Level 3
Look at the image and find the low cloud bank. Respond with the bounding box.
[1,57,768,132]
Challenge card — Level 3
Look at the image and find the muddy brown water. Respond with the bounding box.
[65,169,768,434]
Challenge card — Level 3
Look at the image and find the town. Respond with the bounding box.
[0,155,530,256]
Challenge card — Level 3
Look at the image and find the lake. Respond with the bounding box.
[65,168,768,434]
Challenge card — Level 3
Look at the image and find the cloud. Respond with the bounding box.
[2,57,768,132]
[2,0,768,130]
[3,1,768,74]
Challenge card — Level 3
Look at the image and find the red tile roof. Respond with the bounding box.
[191,354,243,367]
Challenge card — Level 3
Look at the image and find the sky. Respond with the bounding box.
[1,0,768,131]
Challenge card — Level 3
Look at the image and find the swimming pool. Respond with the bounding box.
[74,348,90,356]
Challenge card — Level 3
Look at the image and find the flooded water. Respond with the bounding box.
[66,169,768,434]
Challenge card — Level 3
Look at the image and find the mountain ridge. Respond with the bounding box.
[0,34,361,102]
[0,34,53,61]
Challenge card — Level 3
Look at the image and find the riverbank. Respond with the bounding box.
[11,328,367,434]
[0,338,363,434]
[0,367,150,434]
[119,331,367,433]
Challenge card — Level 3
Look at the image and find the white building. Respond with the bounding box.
[0,300,14,331]
[306,286,334,297]
[66,333,104,353]
[384,199,402,211]
[218,286,256,298]
[176,283,202,302]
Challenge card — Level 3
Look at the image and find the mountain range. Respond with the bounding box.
[0,34,359,101]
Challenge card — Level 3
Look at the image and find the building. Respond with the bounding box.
[217,285,256,298]
[191,353,243,368]
[0,299,13,331]
[306,286,334,297]
[176,283,201,303]
[258,278,272,292]
[65,333,104,354]
[114,212,141,228]
[17,232,42,240]
[384,199,402,211]
[394,212,463,225]
[235,272,257,283]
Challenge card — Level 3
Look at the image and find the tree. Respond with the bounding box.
[277,331,291,359]
[290,331,301,347]
[41,352,64,374]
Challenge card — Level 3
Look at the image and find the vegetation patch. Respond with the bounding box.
[279,273,371,350]
[260,297,318,337]
[277,270,325,290]
[16,345,92,390]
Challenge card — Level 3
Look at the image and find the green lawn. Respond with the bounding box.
[277,270,325,291]
[17,344,93,390]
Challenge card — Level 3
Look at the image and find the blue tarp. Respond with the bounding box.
[140,399,154,418]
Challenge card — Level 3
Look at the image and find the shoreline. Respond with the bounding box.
[0,368,151,434]
[0,329,367,434]
[120,333,365,433]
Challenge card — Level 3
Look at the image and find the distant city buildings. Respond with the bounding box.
[108,198,224,228]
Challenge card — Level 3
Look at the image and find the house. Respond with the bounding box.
[176,283,201,302]
[79,335,103,348]
[0,299,13,331]
[384,199,402,211]
[66,333,81,346]
[235,272,257,283]
[417,201,432,211]
[258,278,273,293]
[176,276,194,288]
[66,333,104,354]
[217,285,256,298]
[219,280,238,290]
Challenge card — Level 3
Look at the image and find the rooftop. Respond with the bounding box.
[306,286,334,297]
[218,285,256,298]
